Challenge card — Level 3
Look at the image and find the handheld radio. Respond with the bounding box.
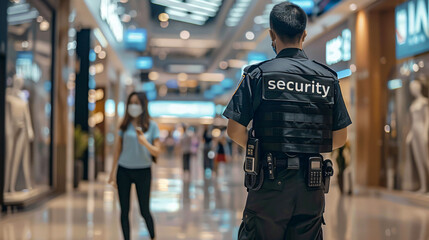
[308,156,323,187]
[245,129,260,175]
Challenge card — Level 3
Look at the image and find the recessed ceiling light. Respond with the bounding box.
[180,30,190,40]
[245,31,255,40]
[159,13,169,22]
[120,0,128,3]
[40,20,50,31]
[349,3,357,11]
[219,61,228,70]
[98,51,107,59]
[94,45,102,54]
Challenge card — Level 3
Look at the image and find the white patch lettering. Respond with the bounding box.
[267,79,331,98]
[322,86,331,98]
[277,81,285,90]
[287,82,294,91]
[268,80,276,90]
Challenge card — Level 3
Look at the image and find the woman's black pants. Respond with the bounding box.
[117,166,155,240]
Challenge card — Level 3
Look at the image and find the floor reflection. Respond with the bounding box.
[1,155,429,239]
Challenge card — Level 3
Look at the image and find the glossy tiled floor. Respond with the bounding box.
[1,155,429,240]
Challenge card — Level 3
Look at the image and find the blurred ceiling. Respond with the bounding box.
[71,0,378,102]
[117,0,355,81]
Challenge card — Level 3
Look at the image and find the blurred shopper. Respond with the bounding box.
[180,124,192,180]
[108,92,160,240]
[202,126,214,173]
[223,2,351,240]
[214,131,228,176]
[165,131,175,159]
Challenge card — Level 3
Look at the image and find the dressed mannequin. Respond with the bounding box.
[406,80,429,192]
[4,75,34,193]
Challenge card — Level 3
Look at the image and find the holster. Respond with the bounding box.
[322,159,334,194]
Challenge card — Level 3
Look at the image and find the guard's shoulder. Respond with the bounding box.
[244,60,272,79]
[312,60,338,78]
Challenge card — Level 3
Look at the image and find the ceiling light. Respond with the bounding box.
[228,59,247,68]
[166,8,187,18]
[254,16,265,24]
[190,14,207,21]
[21,41,29,48]
[149,72,160,81]
[94,28,108,48]
[180,30,190,40]
[95,63,104,74]
[98,51,107,59]
[245,31,255,40]
[199,73,224,82]
[94,45,102,53]
[219,61,228,70]
[151,0,222,24]
[169,14,205,25]
[160,21,169,28]
[40,20,50,31]
[120,0,128,2]
[349,3,357,11]
[159,13,169,22]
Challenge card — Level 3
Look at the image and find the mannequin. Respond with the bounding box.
[4,75,34,193]
[406,80,429,192]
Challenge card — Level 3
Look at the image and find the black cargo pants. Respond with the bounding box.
[238,163,325,240]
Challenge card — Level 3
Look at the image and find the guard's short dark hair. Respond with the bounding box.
[270,2,307,42]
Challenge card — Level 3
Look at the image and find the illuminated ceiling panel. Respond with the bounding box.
[151,0,224,26]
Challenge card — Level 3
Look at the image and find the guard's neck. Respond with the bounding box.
[276,42,302,54]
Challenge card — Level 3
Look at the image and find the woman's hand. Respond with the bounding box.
[108,172,117,189]
[136,127,148,145]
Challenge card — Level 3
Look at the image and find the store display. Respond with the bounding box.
[2,0,54,204]
[4,75,34,193]
[406,80,429,192]
[385,58,429,192]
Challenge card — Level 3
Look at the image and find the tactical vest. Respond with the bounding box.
[252,59,335,154]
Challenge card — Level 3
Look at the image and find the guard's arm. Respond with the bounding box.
[332,127,348,150]
[227,119,248,149]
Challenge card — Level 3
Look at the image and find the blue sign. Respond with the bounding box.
[136,56,153,70]
[125,29,147,51]
[396,0,429,59]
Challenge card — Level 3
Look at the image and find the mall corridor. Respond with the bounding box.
[1,156,429,240]
[2,0,429,239]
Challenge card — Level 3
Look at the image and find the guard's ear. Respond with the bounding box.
[301,30,307,43]
[269,29,276,42]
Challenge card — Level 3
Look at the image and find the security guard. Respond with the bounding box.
[223,2,352,240]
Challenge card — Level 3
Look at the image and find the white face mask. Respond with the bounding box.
[128,104,143,118]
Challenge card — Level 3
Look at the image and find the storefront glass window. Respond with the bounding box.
[384,56,429,192]
[4,0,53,202]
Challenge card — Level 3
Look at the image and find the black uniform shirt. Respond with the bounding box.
[223,48,352,131]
